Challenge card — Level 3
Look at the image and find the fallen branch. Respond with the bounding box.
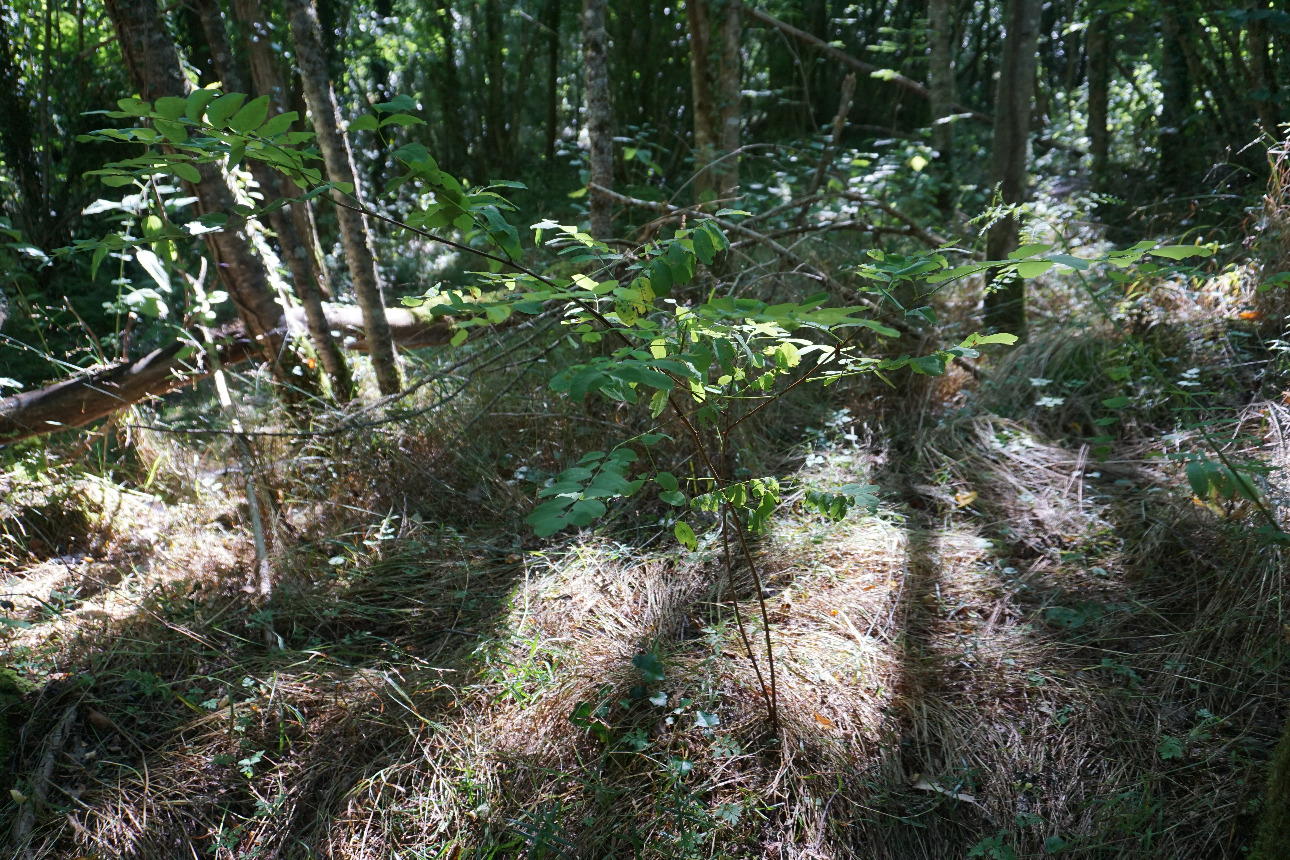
[741,5,992,124]
[0,303,467,446]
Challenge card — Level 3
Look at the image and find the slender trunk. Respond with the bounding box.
[927,0,956,209]
[1247,1,1279,137]
[0,15,44,243]
[543,0,562,163]
[1158,10,1193,188]
[714,0,741,202]
[688,0,716,203]
[1086,12,1110,190]
[982,0,1041,341]
[582,0,613,241]
[430,0,467,174]
[485,0,508,171]
[103,0,307,390]
[229,0,354,400]
[284,0,403,395]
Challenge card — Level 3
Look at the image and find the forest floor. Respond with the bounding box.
[2,263,1287,859]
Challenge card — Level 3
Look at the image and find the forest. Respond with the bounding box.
[1,0,1289,856]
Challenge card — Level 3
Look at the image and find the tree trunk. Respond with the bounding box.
[927,0,956,210]
[485,0,508,172]
[1246,0,1280,138]
[429,0,467,173]
[102,0,308,390]
[228,0,354,400]
[283,0,403,395]
[687,0,716,203]
[0,303,478,446]
[542,0,562,163]
[714,0,741,202]
[582,0,613,241]
[982,0,1041,341]
[1158,9,1193,189]
[0,14,45,244]
[1086,11,1110,190]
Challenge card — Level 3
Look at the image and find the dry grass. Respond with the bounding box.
[2,276,1287,859]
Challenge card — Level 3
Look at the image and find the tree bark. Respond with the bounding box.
[0,304,473,445]
[715,0,742,202]
[0,14,46,244]
[1158,8,1193,189]
[284,0,403,395]
[542,0,562,163]
[927,0,956,210]
[582,0,613,241]
[688,0,717,203]
[102,0,308,389]
[1246,0,1280,138]
[1086,11,1110,190]
[982,0,1041,341]
[227,0,354,400]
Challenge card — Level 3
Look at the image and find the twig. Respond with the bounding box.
[797,73,857,227]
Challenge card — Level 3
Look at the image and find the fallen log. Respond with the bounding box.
[0,303,459,445]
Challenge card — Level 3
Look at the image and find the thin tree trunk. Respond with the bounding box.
[485,0,508,171]
[982,0,1041,340]
[543,0,562,163]
[284,0,403,395]
[1247,0,1280,137]
[430,0,467,173]
[927,0,956,209]
[102,0,308,390]
[1086,11,1110,190]
[688,0,716,203]
[228,0,354,400]
[0,15,45,243]
[715,0,741,202]
[1158,9,1193,188]
[582,0,613,241]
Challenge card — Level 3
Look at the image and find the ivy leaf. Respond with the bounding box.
[632,652,665,682]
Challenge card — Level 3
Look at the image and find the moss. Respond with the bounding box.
[1252,712,1290,860]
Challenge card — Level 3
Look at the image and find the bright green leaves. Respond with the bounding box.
[691,478,782,534]
[803,483,879,522]
[1148,244,1215,260]
[549,356,681,404]
[85,89,319,194]
[525,448,645,537]
[673,522,698,551]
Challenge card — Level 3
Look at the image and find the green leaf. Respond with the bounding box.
[349,114,380,132]
[450,329,468,347]
[691,227,717,265]
[1009,243,1055,259]
[1050,254,1089,270]
[153,118,188,143]
[375,94,418,113]
[185,89,218,121]
[228,95,270,133]
[649,256,673,297]
[206,92,247,128]
[655,472,679,492]
[1101,396,1130,408]
[379,113,425,128]
[674,521,697,551]
[171,162,201,183]
[649,388,668,418]
[659,490,685,506]
[1014,260,1054,278]
[154,96,188,120]
[1149,244,1214,260]
[135,248,170,291]
[117,97,151,116]
[1185,460,1210,497]
[632,652,665,682]
[258,111,297,138]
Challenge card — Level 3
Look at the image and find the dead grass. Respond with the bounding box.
[2,292,1287,859]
